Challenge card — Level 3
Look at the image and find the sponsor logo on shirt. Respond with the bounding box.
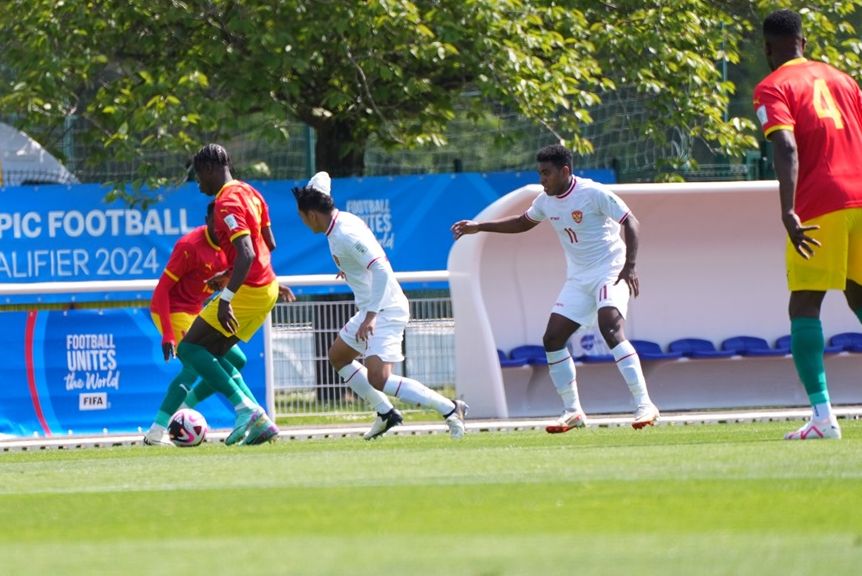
[352,241,368,254]
[756,105,768,126]
[571,210,583,224]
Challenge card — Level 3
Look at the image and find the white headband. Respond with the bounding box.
[308,171,331,196]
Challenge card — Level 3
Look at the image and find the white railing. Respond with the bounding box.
[0,271,450,296]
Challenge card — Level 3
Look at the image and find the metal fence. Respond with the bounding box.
[270,296,454,418]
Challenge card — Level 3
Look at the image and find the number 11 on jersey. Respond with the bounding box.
[564,227,578,243]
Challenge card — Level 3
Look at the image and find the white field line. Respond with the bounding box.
[2,405,861,452]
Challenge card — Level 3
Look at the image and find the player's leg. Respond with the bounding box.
[543,279,588,433]
[329,333,399,440]
[184,345,253,408]
[368,356,467,440]
[784,211,844,440]
[145,311,198,446]
[846,280,862,323]
[596,305,658,429]
[363,309,467,439]
[542,312,585,432]
[144,365,199,446]
[786,290,839,438]
[177,321,262,444]
[178,283,280,446]
[594,275,658,428]
[845,208,862,323]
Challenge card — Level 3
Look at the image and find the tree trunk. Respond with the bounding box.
[313,119,367,177]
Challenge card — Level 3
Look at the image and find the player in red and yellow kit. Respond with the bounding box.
[177,144,294,445]
[143,202,259,446]
[753,9,862,440]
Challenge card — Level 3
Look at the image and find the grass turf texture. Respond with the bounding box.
[1,421,860,575]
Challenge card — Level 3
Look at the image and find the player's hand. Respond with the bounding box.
[278,284,296,303]
[451,220,480,240]
[217,299,239,334]
[161,340,176,362]
[335,271,346,280]
[356,314,377,342]
[782,212,821,259]
[614,262,639,298]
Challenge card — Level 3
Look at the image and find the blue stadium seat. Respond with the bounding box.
[497,349,530,368]
[829,332,862,353]
[721,335,787,357]
[508,345,548,365]
[578,351,615,363]
[630,339,684,360]
[776,334,844,355]
[774,335,792,354]
[668,338,736,359]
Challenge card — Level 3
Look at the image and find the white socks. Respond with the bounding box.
[383,375,455,416]
[612,341,651,406]
[812,402,835,421]
[337,361,394,414]
[546,348,581,412]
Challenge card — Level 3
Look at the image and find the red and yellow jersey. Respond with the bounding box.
[151,225,226,316]
[151,225,226,343]
[213,179,276,287]
[753,58,862,221]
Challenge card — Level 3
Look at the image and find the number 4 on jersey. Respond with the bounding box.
[813,78,845,129]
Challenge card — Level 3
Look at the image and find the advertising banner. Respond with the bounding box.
[0,308,266,437]
[0,169,614,300]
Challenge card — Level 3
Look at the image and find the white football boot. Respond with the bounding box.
[143,426,174,447]
[363,408,404,440]
[785,417,842,440]
[545,408,588,434]
[632,403,660,430]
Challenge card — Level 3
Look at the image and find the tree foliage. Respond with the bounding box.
[2,0,861,192]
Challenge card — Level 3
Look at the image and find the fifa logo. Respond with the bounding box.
[571,210,583,224]
[79,393,108,410]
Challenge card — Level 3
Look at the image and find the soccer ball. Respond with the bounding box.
[168,408,208,447]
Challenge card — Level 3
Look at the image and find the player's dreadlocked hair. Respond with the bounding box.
[763,9,802,39]
[292,185,334,214]
[536,143,573,170]
[192,144,231,172]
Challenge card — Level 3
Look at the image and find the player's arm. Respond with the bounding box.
[151,273,179,361]
[616,214,640,298]
[770,129,821,259]
[218,233,255,334]
[356,258,392,341]
[262,225,276,252]
[451,214,537,239]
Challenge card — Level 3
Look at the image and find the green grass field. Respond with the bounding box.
[1,420,861,575]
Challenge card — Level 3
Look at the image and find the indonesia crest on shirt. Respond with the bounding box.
[571,210,583,224]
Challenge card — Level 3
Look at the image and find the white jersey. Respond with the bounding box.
[525,177,630,279]
[326,209,408,313]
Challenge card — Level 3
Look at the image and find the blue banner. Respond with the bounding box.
[0,169,614,301]
[0,308,265,437]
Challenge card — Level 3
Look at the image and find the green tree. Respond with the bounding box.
[1,0,861,193]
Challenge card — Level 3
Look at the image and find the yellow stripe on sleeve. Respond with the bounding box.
[229,230,251,243]
[764,124,793,138]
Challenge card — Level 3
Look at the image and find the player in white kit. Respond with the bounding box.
[451,144,659,432]
[293,172,469,440]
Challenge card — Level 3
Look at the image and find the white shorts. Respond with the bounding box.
[339,307,410,363]
[551,273,630,327]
